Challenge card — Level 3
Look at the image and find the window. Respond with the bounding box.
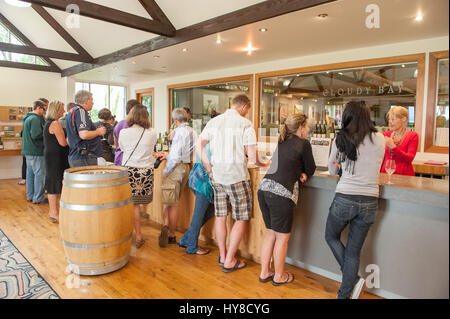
[259,61,420,138]
[169,75,253,135]
[425,51,449,153]
[75,82,127,122]
[0,22,48,66]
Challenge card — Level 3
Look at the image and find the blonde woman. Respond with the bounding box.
[381,107,418,176]
[43,101,69,223]
[257,113,316,285]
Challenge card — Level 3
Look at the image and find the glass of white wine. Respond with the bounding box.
[385,159,396,185]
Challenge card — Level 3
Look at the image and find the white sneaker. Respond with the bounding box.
[351,278,366,299]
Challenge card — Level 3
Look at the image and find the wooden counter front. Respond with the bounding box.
[0,149,21,156]
[147,162,267,263]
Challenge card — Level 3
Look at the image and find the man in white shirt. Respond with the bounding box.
[197,94,268,272]
[159,108,196,247]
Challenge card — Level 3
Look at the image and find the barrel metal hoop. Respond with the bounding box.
[60,198,132,211]
[62,179,129,188]
[62,233,132,250]
[64,169,128,182]
[66,254,129,276]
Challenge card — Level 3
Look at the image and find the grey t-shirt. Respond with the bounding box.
[328,132,385,197]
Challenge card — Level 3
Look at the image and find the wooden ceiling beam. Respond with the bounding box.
[21,0,176,36]
[0,42,93,62]
[60,0,337,77]
[138,0,175,30]
[0,60,61,73]
[0,11,61,72]
[31,4,93,60]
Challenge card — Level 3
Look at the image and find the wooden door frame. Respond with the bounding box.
[255,53,426,144]
[424,50,449,154]
[136,88,155,128]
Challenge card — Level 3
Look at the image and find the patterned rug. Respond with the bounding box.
[0,229,59,299]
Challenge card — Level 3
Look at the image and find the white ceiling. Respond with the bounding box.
[0,0,448,82]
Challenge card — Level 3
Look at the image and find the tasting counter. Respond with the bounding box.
[147,162,449,299]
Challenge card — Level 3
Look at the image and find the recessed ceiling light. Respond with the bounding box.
[259,28,268,32]
[338,72,343,75]
[5,0,31,7]
[401,64,405,68]
[132,61,136,65]
[318,13,328,19]
[216,39,222,44]
[153,55,160,59]
[243,43,257,55]
[113,66,118,70]
[182,48,188,52]
[415,14,423,21]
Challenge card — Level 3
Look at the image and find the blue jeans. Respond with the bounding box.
[325,194,378,299]
[179,190,215,254]
[69,156,98,168]
[25,155,46,203]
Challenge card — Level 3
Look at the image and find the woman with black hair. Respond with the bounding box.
[325,101,385,299]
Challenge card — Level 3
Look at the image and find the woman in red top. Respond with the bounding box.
[381,106,419,176]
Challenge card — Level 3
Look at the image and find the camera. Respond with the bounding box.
[77,144,89,156]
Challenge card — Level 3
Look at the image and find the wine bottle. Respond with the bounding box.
[314,123,319,138]
[323,121,328,138]
[156,133,163,152]
[329,122,335,139]
[162,132,169,151]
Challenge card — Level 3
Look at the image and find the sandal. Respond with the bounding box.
[259,274,274,283]
[218,256,224,267]
[271,272,294,286]
[135,238,145,248]
[49,217,58,223]
[195,248,210,255]
[222,259,247,273]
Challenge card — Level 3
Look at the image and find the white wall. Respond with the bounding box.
[0,67,67,179]
[129,36,449,162]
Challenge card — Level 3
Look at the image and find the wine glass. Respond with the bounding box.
[385,159,396,185]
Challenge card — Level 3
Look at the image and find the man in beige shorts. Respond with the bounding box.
[159,108,195,247]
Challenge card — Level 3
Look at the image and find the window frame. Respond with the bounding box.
[424,50,449,154]
[255,54,426,145]
[75,81,128,121]
[167,74,254,129]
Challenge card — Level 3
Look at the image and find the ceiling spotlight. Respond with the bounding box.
[113,66,118,70]
[132,61,136,65]
[243,43,257,56]
[259,28,268,32]
[415,14,423,21]
[5,0,31,7]
[338,72,343,75]
[216,39,222,44]
[182,48,188,52]
[318,13,328,19]
[401,64,405,68]
[153,55,160,59]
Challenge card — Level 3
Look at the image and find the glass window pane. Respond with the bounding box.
[75,82,89,93]
[170,80,250,135]
[0,23,9,43]
[10,52,36,64]
[260,62,419,137]
[141,95,153,127]
[90,84,109,123]
[434,58,449,147]
[110,86,126,121]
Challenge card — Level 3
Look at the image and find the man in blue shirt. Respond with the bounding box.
[66,90,106,167]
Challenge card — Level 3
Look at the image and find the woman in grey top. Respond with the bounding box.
[325,101,385,299]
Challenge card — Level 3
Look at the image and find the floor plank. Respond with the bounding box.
[0,178,381,299]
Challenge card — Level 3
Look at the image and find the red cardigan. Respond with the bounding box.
[381,130,419,176]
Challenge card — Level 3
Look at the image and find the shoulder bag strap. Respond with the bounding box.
[123,128,145,167]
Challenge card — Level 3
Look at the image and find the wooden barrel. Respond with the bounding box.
[60,166,133,276]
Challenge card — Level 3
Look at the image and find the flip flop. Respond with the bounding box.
[49,217,58,223]
[195,248,210,255]
[218,256,224,267]
[271,272,294,286]
[222,259,247,273]
[259,274,274,283]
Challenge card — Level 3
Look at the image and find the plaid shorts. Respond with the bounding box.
[210,178,252,221]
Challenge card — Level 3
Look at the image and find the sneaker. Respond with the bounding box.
[18,180,26,185]
[351,278,366,299]
[158,225,169,248]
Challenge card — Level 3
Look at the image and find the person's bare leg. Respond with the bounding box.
[273,232,292,283]
[260,229,276,280]
[48,194,58,220]
[162,205,169,227]
[168,206,179,237]
[134,205,143,241]
[215,216,227,265]
[223,220,247,268]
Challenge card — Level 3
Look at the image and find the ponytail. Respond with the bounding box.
[278,124,288,143]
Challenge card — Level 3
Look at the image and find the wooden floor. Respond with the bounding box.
[0,179,381,299]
